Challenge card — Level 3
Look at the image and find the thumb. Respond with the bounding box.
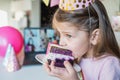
[64,61,75,73]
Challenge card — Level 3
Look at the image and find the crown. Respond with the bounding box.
[59,0,95,11]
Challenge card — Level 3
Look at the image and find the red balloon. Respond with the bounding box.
[0,26,24,57]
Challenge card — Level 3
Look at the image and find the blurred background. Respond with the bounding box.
[0,0,120,80]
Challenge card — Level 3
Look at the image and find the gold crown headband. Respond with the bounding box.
[59,0,95,11]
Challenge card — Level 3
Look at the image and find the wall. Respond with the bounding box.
[30,0,40,27]
[102,0,119,20]
[0,0,119,28]
[0,0,11,26]
[114,32,120,47]
[0,0,40,28]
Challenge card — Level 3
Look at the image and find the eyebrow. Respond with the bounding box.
[62,31,71,33]
[61,31,73,34]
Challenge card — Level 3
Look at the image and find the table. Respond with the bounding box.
[0,58,59,80]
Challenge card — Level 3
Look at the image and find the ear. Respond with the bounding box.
[90,29,100,45]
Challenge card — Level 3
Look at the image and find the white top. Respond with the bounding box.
[79,55,120,80]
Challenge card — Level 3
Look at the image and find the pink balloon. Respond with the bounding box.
[0,26,24,57]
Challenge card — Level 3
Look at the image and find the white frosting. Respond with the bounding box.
[46,52,74,60]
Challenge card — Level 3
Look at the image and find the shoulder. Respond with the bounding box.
[103,56,120,68]
[101,56,120,72]
[99,56,120,80]
[104,55,119,61]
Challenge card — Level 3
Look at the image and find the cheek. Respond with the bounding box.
[70,40,89,58]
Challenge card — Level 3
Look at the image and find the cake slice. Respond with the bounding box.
[35,43,81,72]
[45,43,74,67]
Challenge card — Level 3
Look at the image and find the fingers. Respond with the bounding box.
[44,61,51,73]
[50,61,61,75]
[44,61,56,76]
[44,60,76,80]
[64,61,75,73]
[44,60,55,73]
[50,60,56,70]
[44,61,59,76]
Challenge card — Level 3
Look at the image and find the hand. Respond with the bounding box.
[44,61,80,80]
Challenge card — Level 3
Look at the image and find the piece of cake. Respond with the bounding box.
[35,43,81,72]
[45,43,74,68]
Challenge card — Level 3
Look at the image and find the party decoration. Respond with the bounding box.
[42,0,50,6]
[3,44,21,72]
[50,0,59,7]
[59,0,95,11]
[0,26,24,57]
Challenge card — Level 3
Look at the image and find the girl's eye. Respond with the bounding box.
[66,34,72,38]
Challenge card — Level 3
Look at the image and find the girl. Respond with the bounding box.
[44,0,120,80]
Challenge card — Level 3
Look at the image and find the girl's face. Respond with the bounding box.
[55,21,90,59]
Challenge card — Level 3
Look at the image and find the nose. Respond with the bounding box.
[59,37,67,46]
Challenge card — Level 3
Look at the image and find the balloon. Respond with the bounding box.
[0,26,24,57]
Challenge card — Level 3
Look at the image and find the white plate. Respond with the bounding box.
[35,54,81,72]
[35,54,47,64]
